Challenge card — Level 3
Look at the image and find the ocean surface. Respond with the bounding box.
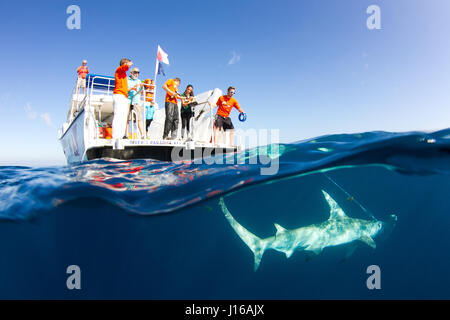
[0,129,449,299]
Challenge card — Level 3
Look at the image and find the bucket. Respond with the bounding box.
[105,127,112,139]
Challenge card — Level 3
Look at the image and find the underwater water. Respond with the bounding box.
[0,129,449,299]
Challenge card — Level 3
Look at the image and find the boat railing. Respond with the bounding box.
[87,75,115,98]
[67,80,86,124]
[68,74,109,123]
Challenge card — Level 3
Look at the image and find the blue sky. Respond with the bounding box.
[0,0,449,165]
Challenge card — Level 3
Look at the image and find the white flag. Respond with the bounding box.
[157,45,170,65]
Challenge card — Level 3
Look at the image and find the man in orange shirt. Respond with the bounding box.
[76,60,89,94]
[112,58,133,139]
[162,77,182,140]
[214,86,244,146]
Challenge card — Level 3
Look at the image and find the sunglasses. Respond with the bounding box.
[229,91,236,94]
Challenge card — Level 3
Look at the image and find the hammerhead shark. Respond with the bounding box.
[219,191,397,271]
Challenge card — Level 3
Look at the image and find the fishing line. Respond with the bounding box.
[194,90,215,121]
[322,172,376,220]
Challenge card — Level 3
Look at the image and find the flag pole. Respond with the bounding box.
[154,45,159,106]
[148,46,159,139]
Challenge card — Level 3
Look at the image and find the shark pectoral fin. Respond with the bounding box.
[339,243,359,264]
[345,242,358,258]
[274,223,287,236]
[360,235,376,249]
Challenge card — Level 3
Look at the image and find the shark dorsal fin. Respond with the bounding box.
[274,223,287,235]
[322,190,347,219]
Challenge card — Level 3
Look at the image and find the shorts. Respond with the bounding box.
[77,77,86,88]
[215,115,234,130]
[129,103,144,122]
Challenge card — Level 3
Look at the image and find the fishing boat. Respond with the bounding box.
[59,74,241,164]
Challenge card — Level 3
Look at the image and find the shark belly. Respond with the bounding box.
[318,219,361,248]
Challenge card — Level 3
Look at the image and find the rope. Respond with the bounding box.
[322,172,376,220]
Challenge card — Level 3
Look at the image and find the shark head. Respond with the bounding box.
[377,214,398,240]
[366,219,384,238]
[361,214,398,241]
[364,214,398,246]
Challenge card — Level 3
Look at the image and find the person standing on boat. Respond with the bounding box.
[143,79,155,139]
[162,77,182,140]
[145,101,155,139]
[214,86,244,146]
[76,60,89,95]
[180,84,197,140]
[125,67,145,139]
[112,58,133,139]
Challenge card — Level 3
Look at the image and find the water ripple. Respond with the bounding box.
[1,129,449,220]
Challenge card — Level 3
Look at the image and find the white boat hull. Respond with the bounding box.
[60,109,88,164]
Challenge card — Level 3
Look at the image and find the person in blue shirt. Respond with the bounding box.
[125,67,145,138]
[145,101,155,138]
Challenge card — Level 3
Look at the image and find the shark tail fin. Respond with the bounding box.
[251,244,268,271]
[219,197,268,271]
